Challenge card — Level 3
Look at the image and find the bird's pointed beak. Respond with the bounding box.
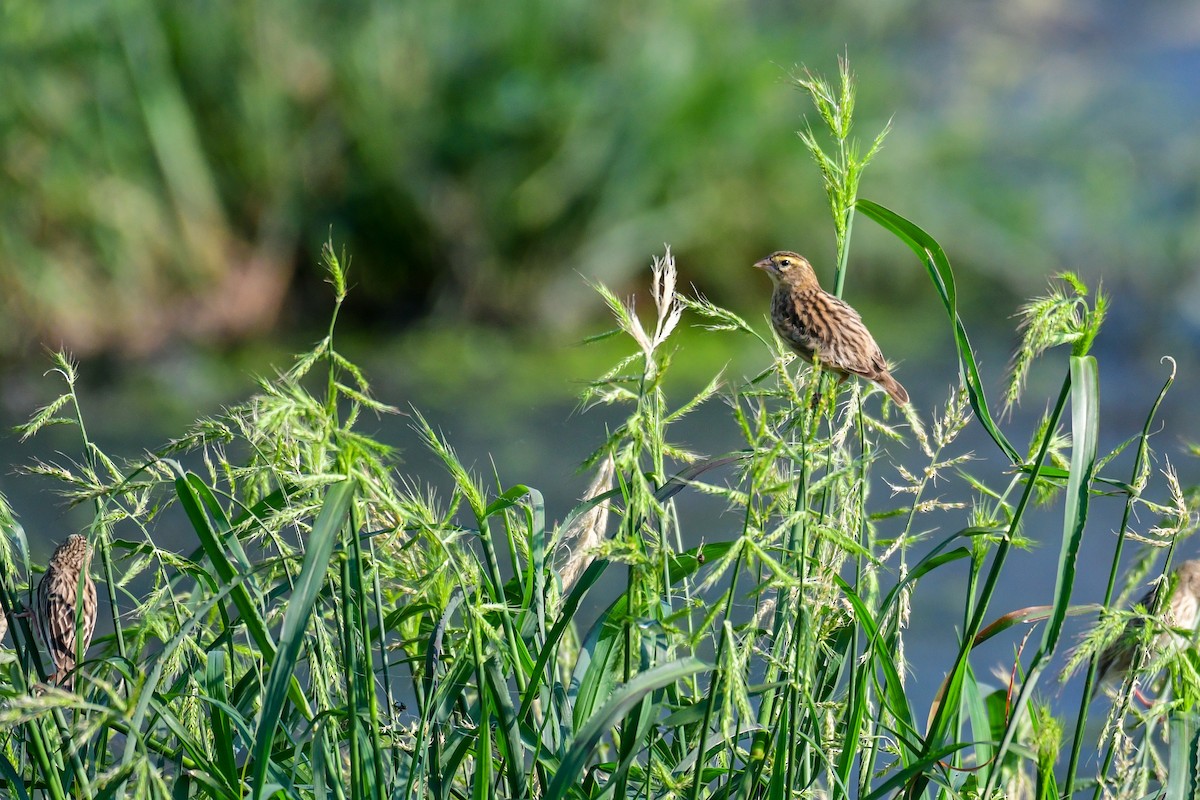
[752,257,772,271]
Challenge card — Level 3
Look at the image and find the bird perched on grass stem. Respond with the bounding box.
[1094,558,1200,699]
[34,534,96,688]
[754,251,908,405]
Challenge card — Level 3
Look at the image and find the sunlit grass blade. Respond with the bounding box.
[831,574,919,759]
[188,475,255,576]
[960,665,995,776]
[857,198,1020,464]
[249,479,356,799]
[1166,712,1200,800]
[149,699,242,800]
[171,464,325,734]
[204,651,239,791]
[572,609,622,730]
[914,371,1073,796]
[113,573,255,797]
[547,658,708,798]
[1064,357,1177,796]
[570,543,726,728]
[980,355,1100,797]
[483,657,528,799]
[1039,365,1102,649]
[170,464,277,657]
[863,742,974,800]
[519,558,610,721]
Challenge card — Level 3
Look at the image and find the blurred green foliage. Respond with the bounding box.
[2,1,1198,360]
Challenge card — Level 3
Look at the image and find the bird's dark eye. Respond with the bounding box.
[779,258,791,267]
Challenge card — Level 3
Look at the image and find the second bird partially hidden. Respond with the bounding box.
[34,534,97,689]
[754,251,908,405]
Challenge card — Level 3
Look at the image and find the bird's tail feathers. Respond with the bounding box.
[877,373,909,405]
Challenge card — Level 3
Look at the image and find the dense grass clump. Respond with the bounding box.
[0,63,1198,800]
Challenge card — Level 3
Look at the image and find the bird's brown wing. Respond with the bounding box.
[81,577,97,655]
[803,293,889,380]
[37,567,80,673]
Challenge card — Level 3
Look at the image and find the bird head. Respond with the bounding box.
[753,251,819,289]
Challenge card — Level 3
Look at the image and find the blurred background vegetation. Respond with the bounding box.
[4,0,1200,502]
[5,0,1199,372]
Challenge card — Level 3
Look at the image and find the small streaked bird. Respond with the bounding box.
[754,251,908,405]
[1095,559,1200,698]
[34,534,97,688]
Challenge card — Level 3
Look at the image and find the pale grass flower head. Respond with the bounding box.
[627,248,683,379]
[1124,460,1196,547]
[559,453,616,590]
[586,247,683,387]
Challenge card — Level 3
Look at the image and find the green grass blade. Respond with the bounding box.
[205,650,239,789]
[547,657,708,798]
[861,742,974,800]
[572,609,622,730]
[830,574,918,752]
[1040,355,1100,651]
[981,355,1100,798]
[472,696,494,800]
[961,665,994,774]
[171,463,319,728]
[188,474,255,575]
[570,544,725,728]
[0,750,31,800]
[527,487,547,646]
[115,573,248,796]
[249,479,356,800]
[1064,357,1176,796]
[918,373,1071,782]
[148,700,241,799]
[484,657,528,799]
[518,558,610,721]
[169,463,276,657]
[856,198,1020,463]
[1165,712,1200,800]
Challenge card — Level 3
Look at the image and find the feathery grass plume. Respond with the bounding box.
[1033,704,1064,797]
[16,352,79,443]
[680,293,755,334]
[585,248,681,382]
[718,620,755,737]
[1062,600,1134,686]
[1024,405,1073,506]
[321,239,348,302]
[558,453,615,590]
[1104,567,1200,688]
[1100,726,1143,800]
[0,490,29,582]
[1112,464,1198,552]
[888,386,969,506]
[1005,271,1107,414]
[883,383,973,587]
[795,56,891,294]
[1069,556,1200,783]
